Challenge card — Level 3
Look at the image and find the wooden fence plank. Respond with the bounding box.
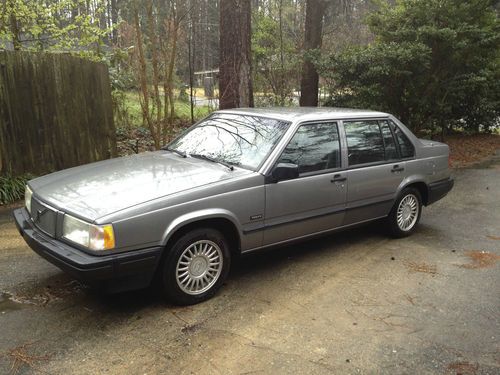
[0,51,116,176]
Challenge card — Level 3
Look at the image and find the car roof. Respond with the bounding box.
[214,107,390,122]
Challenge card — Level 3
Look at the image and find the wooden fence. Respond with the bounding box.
[0,52,116,176]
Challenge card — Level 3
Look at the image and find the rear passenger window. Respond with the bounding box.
[379,121,398,160]
[279,122,340,174]
[344,120,385,165]
[389,120,415,158]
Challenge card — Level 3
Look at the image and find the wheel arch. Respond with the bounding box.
[398,178,429,206]
[161,210,242,257]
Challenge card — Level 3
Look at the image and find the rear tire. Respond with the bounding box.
[161,228,231,305]
[387,187,422,238]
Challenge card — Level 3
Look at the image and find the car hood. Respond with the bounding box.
[29,151,251,221]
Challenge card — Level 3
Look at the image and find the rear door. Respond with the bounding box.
[343,119,410,224]
[263,121,347,245]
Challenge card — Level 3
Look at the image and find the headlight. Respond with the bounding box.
[25,185,33,214]
[62,214,115,251]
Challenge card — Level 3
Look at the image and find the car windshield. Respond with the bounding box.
[167,113,290,171]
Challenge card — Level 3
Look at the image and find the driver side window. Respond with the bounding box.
[278,122,340,175]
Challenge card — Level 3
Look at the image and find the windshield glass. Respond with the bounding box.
[167,114,290,171]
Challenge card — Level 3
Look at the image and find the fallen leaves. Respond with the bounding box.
[1,280,87,307]
[445,134,500,168]
[458,250,500,269]
[403,261,438,275]
[4,342,52,375]
[446,360,478,375]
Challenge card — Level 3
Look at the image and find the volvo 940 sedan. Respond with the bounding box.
[14,108,453,304]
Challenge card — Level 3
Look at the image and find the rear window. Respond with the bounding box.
[389,120,415,158]
[344,119,415,166]
[379,121,398,160]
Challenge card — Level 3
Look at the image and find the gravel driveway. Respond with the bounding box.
[1,153,499,374]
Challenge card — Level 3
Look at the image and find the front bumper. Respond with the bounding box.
[427,177,454,205]
[13,208,163,293]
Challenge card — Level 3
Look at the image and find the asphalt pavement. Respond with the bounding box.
[0,153,499,374]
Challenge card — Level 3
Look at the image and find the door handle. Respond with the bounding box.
[331,174,347,183]
[391,165,405,173]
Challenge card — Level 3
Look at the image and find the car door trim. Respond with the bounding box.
[242,198,393,235]
[242,214,389,253]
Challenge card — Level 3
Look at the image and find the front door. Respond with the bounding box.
[263,122,347,245]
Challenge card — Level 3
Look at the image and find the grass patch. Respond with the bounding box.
[118,90,213,128]
[0,174,33,205]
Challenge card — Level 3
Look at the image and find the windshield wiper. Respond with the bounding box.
[189,153,234,171]
[164,147,187,158]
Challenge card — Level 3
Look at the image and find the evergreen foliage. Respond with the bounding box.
[316,0,500,135]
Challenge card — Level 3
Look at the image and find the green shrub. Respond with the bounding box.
[316,0,500,136]
[0,174,33,205]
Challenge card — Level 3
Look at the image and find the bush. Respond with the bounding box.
[316,0,500,136]
[0,174,33,205]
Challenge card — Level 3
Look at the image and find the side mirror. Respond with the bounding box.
[270,163,299,183]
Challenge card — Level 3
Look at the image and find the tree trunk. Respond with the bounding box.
[188,2,195,124]
[166,19,178,125]
[163,13,180,131]
[134,8,160,149]
[146,0,162,126]
[219,0,254,109]
[278,0,286,105]
[162,6,180,143]
[111,0,119,44]
[9,11,21,51]
[299,0,326,107]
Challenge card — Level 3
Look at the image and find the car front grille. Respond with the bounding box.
[30,198,57,237]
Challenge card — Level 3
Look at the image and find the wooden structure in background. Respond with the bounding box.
[0,51,116,175]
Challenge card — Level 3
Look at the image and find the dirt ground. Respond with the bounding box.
[0,154,499,374]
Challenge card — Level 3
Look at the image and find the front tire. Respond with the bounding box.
[387,188,422,238]
[161,228,231,305]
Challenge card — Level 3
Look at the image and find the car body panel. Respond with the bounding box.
[29,151,251,221]
[101,173,266,252]
[15,107,453,292]
[344,162,406,224]
[263,171,347,245]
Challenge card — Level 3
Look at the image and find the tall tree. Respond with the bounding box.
[163,2,183,129]
[133,5,159,149]
[146,0,162,124]
[299,0,327,106]
[252,1,302,105]
[8,10,21,50]
[111,0,119,44]
[219,0,254,109]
